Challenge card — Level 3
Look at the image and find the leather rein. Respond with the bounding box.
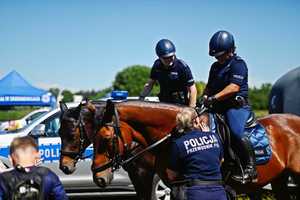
[92,101,171,173]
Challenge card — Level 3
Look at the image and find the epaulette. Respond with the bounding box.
[234,56,244,61]
[177,59,189,68]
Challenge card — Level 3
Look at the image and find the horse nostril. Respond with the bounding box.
[94,177,107,188]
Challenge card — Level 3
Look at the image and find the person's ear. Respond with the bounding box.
[33,150,41,165]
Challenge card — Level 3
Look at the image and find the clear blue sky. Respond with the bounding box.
[0,0,299,91]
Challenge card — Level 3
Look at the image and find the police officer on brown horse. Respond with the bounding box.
[203,30,257,182]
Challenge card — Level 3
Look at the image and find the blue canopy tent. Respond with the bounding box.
[0,70,56,107]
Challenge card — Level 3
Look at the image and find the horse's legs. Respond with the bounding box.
[291,173,300,200]
[126,162,155,200]
[271,172,291,200]
[248,191,263,200]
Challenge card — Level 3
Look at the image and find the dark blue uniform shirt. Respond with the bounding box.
[170,130,223,181]
[150,58,194,104]
[0,166,68,200]
[206,55,248,98]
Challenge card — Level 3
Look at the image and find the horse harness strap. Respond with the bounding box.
[93,106,127,173]
[122,133,172,166]
[60,114,90,160]
[94,103,173,173]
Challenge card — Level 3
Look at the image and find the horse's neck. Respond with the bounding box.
[118,104,179,144]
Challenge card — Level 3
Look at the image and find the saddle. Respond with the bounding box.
[211,111,271,182]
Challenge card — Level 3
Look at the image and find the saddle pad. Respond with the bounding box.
[209,113,271,165]
[245,123,272,165]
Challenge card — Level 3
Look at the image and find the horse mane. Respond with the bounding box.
[116,100,185,112]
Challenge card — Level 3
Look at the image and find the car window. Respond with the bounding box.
[27,111,47,124]
[41,112,61,137]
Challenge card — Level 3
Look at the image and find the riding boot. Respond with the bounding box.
[232,136,257,183]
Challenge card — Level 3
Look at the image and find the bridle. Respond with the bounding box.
[92,100,172,174]
[60,109,90,161]
[92,104,126,173]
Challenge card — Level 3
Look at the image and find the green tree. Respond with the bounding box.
[195,81,206,98]
[91,87,113,100]
[49,88,60,98]
[61,90,74,103]
[249,83,272,110]
[113,65,159,96]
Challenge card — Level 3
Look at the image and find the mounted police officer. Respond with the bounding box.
[140,39,197,107]
[169,108,226,200]
[202,30,257,182]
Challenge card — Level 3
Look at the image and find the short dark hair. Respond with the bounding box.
[10,136,38,155]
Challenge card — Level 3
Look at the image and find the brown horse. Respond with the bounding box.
[58,102,157,200]
[92,100,300,199]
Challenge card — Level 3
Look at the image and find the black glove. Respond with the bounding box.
[203,95,217,108]
[139,96,145,101]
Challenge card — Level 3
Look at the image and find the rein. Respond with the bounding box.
[93,101,172,173]
[93,105,125,173]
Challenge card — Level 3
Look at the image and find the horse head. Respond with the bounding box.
[91,100,117,187]
[58,101,95,174]
[91,100,184,187]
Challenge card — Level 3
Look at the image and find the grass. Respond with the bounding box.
[0,107,37,121]
[237,191,276,199]
[254,110,268,118]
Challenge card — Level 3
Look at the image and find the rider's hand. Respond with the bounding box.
[203,95,217,108]
[139,96,145,101]
[199,122,210,132]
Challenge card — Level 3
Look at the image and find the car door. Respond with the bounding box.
[34,111,96,189]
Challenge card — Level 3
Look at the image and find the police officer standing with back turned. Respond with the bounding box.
[140,39,197,107]
[169,108,226,200]
[202,30,257,182]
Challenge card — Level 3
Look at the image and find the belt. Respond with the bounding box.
[172,179,224,187]
[234,96,248,106]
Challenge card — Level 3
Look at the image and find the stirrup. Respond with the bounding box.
[231,167,258,184]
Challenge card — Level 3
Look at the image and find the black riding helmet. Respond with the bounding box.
[209,31,235,57]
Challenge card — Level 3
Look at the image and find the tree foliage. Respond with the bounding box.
[195,81,206,98]
[113,65,159,96]
[49,88,60,98]
[61,90,74,103]
[72,65,272,110]
[249,83,272,110]
[90,87,112,100]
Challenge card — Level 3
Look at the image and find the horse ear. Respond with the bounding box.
[86,101,96,113]
[102,100,114,123]
[75,102,82,113]
[59,101,68,113]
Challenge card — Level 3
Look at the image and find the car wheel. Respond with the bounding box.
[152,174,171,200]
